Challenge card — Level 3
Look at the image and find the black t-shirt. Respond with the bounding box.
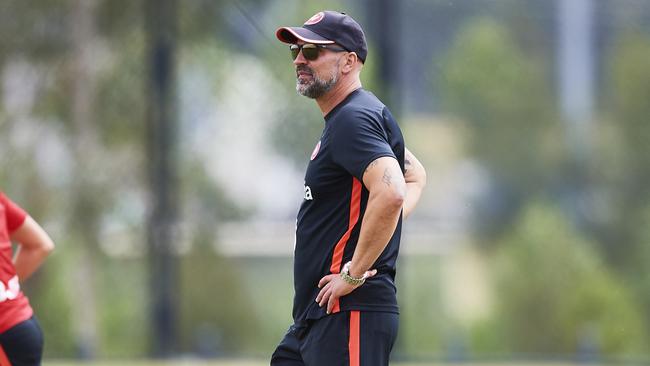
[293,89,405,326]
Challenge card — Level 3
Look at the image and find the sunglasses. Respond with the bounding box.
[290,43,348,61]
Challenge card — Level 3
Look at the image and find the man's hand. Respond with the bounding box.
[316,269,377,314]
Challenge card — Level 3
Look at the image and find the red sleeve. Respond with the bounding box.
[0,192,28,233]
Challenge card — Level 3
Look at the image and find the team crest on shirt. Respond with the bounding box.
[304,12,325,25]
[310,140,321,160]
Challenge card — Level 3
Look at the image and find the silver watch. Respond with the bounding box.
[340,261,366,286]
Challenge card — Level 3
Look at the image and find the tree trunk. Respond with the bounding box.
[145,0,179,357]
[69,0,100,358]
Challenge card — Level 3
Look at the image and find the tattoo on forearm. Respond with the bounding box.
[405,158,412,172]
[365,160,378,174]
[382,168,392,187]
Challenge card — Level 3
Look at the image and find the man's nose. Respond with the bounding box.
[293,50,307,66]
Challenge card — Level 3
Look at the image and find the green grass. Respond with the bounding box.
[45,361,611,366]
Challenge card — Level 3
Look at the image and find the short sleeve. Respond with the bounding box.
[330,108,396,181]
[0,192,28,233]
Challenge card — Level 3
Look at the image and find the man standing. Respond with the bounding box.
[271,10,426,366]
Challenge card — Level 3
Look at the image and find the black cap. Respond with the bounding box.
[276,11,368,63]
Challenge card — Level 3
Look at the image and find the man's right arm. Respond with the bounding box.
[403,147,427,219]
[316,156,405,314]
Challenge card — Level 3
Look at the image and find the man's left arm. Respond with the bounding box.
[316,156,405,313]
[403,147,427,219]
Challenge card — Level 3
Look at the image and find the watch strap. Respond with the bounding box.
[340,261,366,286]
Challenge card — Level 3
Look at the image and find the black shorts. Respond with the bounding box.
[0,317,44,366]
[271,311,398,366]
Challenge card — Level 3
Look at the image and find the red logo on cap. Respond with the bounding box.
[304,12,325,25]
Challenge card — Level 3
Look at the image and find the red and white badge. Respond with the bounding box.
[304,12,325,25]
[310,140,321,160]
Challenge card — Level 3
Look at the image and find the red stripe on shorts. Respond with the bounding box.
[349,310,360,366]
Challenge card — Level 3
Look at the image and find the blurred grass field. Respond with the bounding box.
[45,361,612,366]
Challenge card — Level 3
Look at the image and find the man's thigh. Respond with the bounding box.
[302,311,398,366]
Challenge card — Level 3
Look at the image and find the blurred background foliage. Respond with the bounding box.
[1,0,650,363]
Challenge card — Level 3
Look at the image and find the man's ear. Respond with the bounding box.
[341,52,358,74]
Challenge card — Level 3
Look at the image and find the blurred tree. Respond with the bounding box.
[438,18,561,238]
[440,18,556,189]
[0,0,70,61]
[396,255,445,359]
[633,205,650,340]
[66,0,104,357]
[483,202,647,355]
[608,32,650,227]
[178,232,258,356]
[603,31,650,335]
[21,253,77,358]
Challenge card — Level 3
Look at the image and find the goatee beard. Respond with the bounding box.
[296,66,338,99]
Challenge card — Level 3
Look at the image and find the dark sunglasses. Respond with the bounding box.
[290,43,348,61]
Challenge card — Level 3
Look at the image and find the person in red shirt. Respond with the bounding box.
[0,191,55,366]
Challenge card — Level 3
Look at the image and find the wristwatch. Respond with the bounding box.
[340,261,367,286]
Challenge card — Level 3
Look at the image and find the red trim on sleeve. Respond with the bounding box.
[348,311,360,366]
[329,178,362,313]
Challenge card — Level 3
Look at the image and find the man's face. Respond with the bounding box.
[293,41,344,99]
